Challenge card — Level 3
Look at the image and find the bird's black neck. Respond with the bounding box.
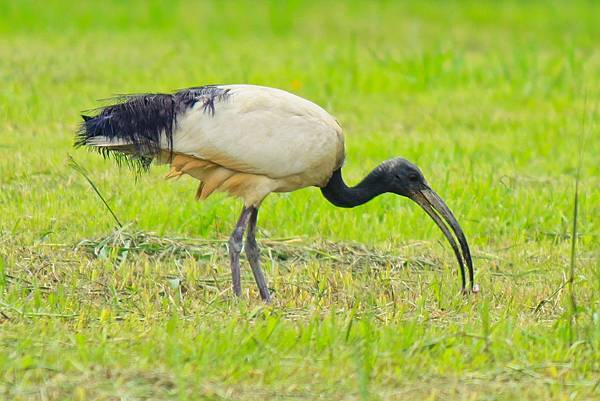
[320,166,386,208]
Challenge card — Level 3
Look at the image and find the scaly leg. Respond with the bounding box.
[228,206,253,297]
[245,207,271,302]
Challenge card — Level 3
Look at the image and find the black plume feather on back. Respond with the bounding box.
[76,86,231,172]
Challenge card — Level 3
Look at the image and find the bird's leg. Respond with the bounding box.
[228,206,253,297]
[245,207,271,302]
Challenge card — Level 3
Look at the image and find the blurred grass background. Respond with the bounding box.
[0,1,599,400]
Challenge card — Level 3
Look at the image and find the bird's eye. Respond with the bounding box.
[408,173,419,181]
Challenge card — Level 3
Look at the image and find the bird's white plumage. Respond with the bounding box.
[170,85,344,182]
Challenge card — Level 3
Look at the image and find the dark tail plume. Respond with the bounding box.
[75,86,231,171]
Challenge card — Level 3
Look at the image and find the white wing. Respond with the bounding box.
[170,85,344,181]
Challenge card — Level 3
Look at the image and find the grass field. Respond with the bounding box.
[1,1,599,400]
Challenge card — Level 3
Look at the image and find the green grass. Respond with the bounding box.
[1,1,599,399]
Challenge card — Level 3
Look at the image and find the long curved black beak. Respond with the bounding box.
[409,187,477,293]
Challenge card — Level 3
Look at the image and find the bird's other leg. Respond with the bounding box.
[245,207,271,302]
[229,206,253,297]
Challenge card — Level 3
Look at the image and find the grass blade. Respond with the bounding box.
[68,155,123,228]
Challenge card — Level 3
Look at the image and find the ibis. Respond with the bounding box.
[77,84,477,302]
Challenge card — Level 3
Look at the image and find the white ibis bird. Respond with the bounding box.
[77,84,477,302]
